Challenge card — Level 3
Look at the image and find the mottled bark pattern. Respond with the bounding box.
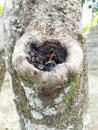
[0,50,6,90]
[4,0,88,130]
[0,15,6,90]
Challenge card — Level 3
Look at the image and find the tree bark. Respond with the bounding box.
[4,0,88,130]
[0,50,6,90]
[0,14,6,90]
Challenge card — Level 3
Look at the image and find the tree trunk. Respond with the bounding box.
[0,50,6,90]
[0,14,6,90]
[4,0,88,130]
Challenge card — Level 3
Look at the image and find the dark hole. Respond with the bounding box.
[27,41,67,71]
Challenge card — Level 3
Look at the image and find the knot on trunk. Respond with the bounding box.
[12,33,83,92]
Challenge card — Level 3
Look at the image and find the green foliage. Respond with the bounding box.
[0,6,3,13]
[83,0,98,33]
[84,15,98,32]
[85,0,98,16]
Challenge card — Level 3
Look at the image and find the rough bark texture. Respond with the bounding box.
[0,50,6,90]
[0,14,6,90]
[3,0,88,130]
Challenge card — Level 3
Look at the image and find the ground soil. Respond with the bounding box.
[0,70,97,130]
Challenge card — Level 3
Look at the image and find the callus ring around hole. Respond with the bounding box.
[12,33,83,89]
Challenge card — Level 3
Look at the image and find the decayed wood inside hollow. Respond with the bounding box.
[26,41,67,71]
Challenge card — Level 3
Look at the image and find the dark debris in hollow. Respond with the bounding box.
[27,41,67,71]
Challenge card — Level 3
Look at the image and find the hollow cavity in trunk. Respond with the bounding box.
[27,41,67,71]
